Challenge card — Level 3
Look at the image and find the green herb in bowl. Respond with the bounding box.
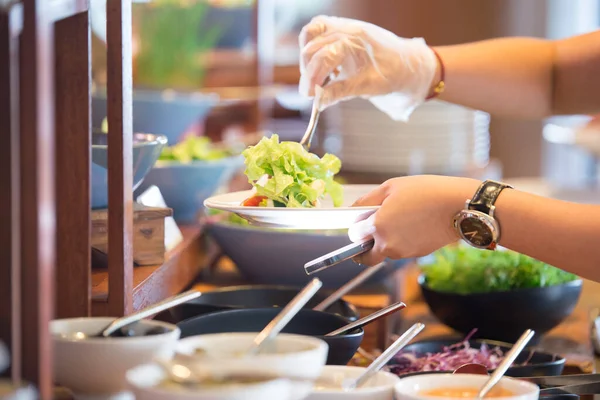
[158,136,231,163]
[421,245,578,295]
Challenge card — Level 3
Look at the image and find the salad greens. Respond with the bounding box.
[242,134,343,208]
[421,245,578,294]
[158,136,230,163]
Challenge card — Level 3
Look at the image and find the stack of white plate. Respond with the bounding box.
[324,99,491,175]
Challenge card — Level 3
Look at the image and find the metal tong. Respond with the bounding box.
[522,373,600,395]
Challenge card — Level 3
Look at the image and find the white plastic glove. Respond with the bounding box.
[299,15,438,121]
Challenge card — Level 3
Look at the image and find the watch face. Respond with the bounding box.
[459,217,494,247]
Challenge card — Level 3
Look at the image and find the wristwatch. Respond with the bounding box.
[453,180,513,250]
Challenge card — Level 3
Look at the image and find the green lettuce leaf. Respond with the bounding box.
[158,136,230,162]
[242,134,343,207]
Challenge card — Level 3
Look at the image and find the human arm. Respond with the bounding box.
[299,16,600,120]
[349,176,600,283]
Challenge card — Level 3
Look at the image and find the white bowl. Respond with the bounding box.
[306,366,400,400]
[126,363,293,400]
[51,317,180,399]
[177,333,328,400]
[394,373,539,400]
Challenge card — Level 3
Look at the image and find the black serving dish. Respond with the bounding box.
[419,274,582,344]
[388,338,565,377]
[177,308,363,366]
[169,285,360,323]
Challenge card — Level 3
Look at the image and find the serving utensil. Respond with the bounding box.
[299,76,331,151]
[344,322,425,390]
[60,290,201,339]
[325,302,406,337]
[472,329,535,400]
[247,278,322,355]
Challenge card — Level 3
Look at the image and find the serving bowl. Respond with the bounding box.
[205,219,412,289]
[91,131,167,209]
[136,156,244,223]
[51,317,180,399]
[307,365,400,400]
[91,89,218,145]
[394,373,539,400]
[420,275,583,344]
[177,308,363,365]
[169,285,360,323]
[127,363,293,400]
[177,333,328,400]
[388,338,565,377]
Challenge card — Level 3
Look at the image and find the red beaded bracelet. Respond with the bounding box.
[425,47,446,100]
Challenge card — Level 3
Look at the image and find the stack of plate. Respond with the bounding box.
[324,99,491,175]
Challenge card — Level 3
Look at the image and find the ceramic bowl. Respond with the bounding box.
[394,373,539,400]
[306,366,400,400]
[91,131,167,209]
[177,333,328,400]
[126,363,293,400]
[51,317,180,400]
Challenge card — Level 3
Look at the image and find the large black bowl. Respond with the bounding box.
[388,338,565,377]
[419,275,583,344]
[177,308,363,366]
[170,285,360,323]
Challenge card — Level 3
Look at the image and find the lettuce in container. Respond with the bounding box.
[241,134,343,208]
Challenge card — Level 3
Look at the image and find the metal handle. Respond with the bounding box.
[101,290,202,337]
[325,301,406,337]
[348,322,425,390]
[304,238,375,276]
[248,278,323,355]
[476,329,535,399]
[313,262,386,312]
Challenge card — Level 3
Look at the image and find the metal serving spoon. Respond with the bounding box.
[299,76,331,151]
[59,290,201,339]
[343,322,426,390]
[325,302,406,337]
[247,278,323,355]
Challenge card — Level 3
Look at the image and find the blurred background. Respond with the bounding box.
[89,0,600,190]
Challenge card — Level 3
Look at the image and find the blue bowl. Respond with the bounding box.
[91,89,218,145]
[136,156,245,223]
[205,220,412,289]
[91,132,167,209]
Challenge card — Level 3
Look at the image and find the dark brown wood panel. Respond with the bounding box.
[54,10,92,318]
[106,0,134,316]
[19,0,55,396]
[0,2,23,381]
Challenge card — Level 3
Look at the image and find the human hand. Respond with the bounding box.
[348,176,481,266]
[298,15,439,121]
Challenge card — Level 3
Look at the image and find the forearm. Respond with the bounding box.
[431,31,600,118]
[432,37,555,118]
[448,179,600,281]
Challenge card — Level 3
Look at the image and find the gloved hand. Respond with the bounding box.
[299,15,439,121]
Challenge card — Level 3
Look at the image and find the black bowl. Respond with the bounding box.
[419,275,583,344]
[177,308,363,366]
[388,338,565,377]
[169,285,360,323]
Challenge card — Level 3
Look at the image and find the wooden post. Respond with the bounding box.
[106,0,134,317]
[19,0,56,396]
[0,1,23,382]
[54,9,92,319]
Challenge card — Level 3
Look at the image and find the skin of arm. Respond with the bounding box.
[443,178,600,282]
[430,31,600,118]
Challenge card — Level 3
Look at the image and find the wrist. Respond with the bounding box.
[426,47,445,100]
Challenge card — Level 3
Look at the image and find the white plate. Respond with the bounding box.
[204,184,380,230]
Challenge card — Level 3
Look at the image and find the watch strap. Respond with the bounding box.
[468,180,513,214]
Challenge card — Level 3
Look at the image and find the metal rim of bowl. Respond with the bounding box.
[417,273,584,296]
[206,217,349,237]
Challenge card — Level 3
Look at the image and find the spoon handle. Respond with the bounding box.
[350,322,425,389]
[313,262,386,312]
[476,329,535,399]
[101,290,202,337]
[324,301,406,336]
[249,278,322,355]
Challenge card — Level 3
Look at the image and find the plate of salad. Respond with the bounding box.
[203,134,379,229]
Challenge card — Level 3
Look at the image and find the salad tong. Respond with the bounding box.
[299,76,332,151]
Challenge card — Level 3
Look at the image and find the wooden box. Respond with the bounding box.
[91,204,173,265]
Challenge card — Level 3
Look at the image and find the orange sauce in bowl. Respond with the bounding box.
[420,387,514,398]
